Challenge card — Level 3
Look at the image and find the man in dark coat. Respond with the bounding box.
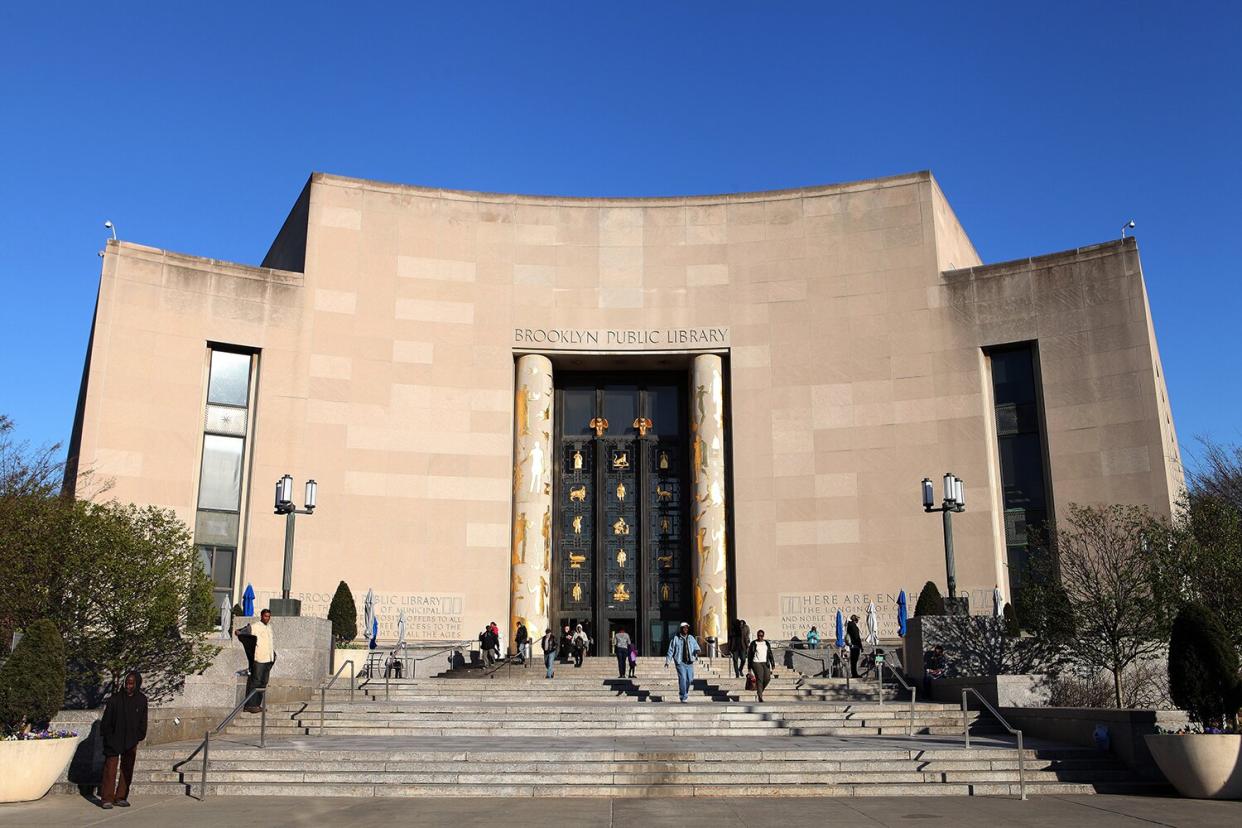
[731,618,751,678]
[846,614,863,678]
[99,671,148,809]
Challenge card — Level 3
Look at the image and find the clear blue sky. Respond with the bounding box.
[1,2,1238,466]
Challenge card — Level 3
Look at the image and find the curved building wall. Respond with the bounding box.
[69,170,1181,644]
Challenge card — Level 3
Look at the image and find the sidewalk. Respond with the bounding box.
[2,794,1240,827]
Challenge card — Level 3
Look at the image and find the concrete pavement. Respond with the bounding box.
[3,794,1240,827]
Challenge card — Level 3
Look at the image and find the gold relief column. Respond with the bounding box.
[510,355,554,645]
[690,354,728,647]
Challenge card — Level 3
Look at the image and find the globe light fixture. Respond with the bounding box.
[271,474,319,616]
[921,471,967,612]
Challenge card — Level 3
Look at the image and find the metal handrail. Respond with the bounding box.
[879,661,918,736]
[319,659,355,736]
[172,687,267,800]
[783,647,830,677]
[962,688,1027,801]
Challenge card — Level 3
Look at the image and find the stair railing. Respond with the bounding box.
[319,659,355,736]
[962,687,1026,801]
[879,661,918,736]
[172,687,267,800]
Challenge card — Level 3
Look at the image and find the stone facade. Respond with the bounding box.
[67,170,1181,648]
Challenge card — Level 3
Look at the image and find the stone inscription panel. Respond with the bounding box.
[255,588,464,641]
[513,327,729,352]
[778,588,998,640]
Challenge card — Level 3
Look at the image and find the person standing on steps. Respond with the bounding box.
[747,629,776,703]
[515,621,529,665]
[572,623,590,667]
[806,625,820,650]
[540,627,558,679]
[846,614,863,678]
[664,621,700,703]
[98,670,147,810]
[731,618,751,679]
[613,627,632,679]
[237,608,276,712]
[628,642,639,678]
[559,625,573,663]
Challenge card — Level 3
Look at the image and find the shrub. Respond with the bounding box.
[1168,602,1240,726]
[0,619,66,735]
[328,581,357,645]
[914,581,945,617]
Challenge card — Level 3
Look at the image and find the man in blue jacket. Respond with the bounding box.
[664,621,701,703]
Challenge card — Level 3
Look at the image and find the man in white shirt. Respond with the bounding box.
[237,608,276,712]
[746,628,776,702]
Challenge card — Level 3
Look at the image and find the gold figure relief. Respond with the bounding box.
[632,417,652,437]
[569,485,587,502]
[589,417,609,437]
[694,384,708,427]
[572,514,583,535]
[512,513,528,565]
[656,484,673,502]
[660,516,670,533]
[538,576,548,615]
[612,582,631,603]
[692,435,704,477]
[616,481,626,501]
[516,387,530,437]
[612,516,630,536]
[572,582,583,602]
[611,451,629,469]
[659,451,669,470]
[657,554,672,569]
[616,547,627,568]
[660,582,671,602]
[541,507,551,571]
[695,526,709,568]
[572,450,583,470]
[568,551,586,569]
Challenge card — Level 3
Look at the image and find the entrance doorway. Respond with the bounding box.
[553,374,689,656]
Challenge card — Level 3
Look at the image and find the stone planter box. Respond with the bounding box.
[0,736,81,802]
[1145,733,1242,799]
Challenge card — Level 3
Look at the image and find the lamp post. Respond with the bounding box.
[270,474,317,617]
[922,472,968,614]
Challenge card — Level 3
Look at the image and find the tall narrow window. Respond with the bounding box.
[987,344,1051,600]
[194,347,257,606]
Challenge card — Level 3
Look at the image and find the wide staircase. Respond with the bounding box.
[57,656,1157,798]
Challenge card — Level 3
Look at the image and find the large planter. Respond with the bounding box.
[1145,733,1242,799]
[0,736,81,802]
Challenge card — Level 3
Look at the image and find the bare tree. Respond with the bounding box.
[1191,437,1242,513]
[1051,504,1169,709]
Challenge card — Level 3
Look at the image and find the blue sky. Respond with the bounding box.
[1,2,1238,466]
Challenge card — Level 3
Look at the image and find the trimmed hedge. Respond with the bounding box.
[914,581,945,617]
[328,581,358,645]
[0,619,66,734]
[1169,602,1240,726]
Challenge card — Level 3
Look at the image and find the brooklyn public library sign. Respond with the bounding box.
[513,326,730,352]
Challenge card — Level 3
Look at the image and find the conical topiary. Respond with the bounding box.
[327,581,358,645]
[0,619,66,735]
[914,581,945,617]
[1169,602,1240,726]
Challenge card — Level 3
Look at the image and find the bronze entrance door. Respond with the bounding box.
[553,375,688,657]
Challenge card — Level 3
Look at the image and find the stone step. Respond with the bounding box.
[50,779,1151,798]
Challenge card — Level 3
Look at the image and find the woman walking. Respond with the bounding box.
[613,627,632,678]
[747,629,776,703]
[540,627,558,679]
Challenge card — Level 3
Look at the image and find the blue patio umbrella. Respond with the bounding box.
[834,609,845,648]
[897,590,908,637]
[242,584,255,617]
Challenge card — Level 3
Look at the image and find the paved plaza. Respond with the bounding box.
[4,793,1241,827]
